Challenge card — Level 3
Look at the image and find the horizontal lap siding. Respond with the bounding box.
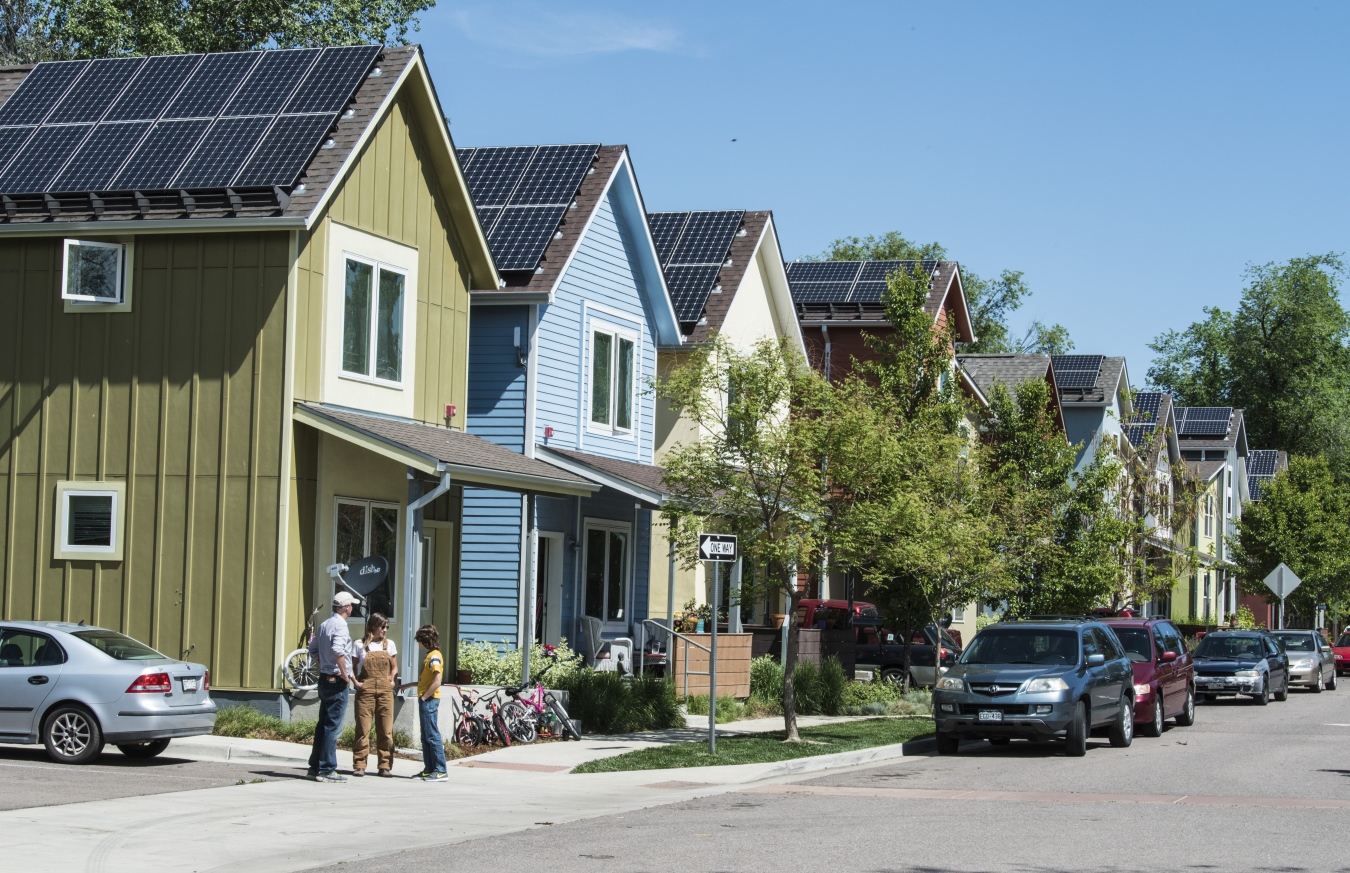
[467,305,528,452]
[459,487,521,646]
[0,233,288,691]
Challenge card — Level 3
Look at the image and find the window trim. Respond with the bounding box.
[586,320,638,440]
[62,238,134,313]
[332,496,401,624]
[581,517,633,631]
[338,251,410,390]
[53,480,126,562]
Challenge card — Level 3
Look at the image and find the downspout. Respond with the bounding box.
[404,465,452,686]
[821,325,831,383]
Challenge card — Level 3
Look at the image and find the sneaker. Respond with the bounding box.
[315,771,347,783]
[413,771,430,779]
[419,772,448,782]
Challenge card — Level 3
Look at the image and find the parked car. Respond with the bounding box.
[854,619,960,686]
[797,599,878,630]
[0,621,216,764]
[931,617,1136,757]
[1335,632,1350,676]
[1270,629,1338,692]
[1191,628,1289,705]
[1103,618,1197,736]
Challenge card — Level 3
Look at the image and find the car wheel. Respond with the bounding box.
[1253,680,1270,706]
[117,739,171,759]
[1141,695,1164,738]
[1329,670,1337,691]
[988,737,1011,746]
[1311,670,1324,694]
[1174,686,1196,727]
[1109,696,1134,748]
[43,705,104,765]
[935,731,960,755]
[1064,700,1087,757]
[879,667,904,684]
[1274,676,1289,702]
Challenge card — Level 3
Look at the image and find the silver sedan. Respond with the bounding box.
[0,620,217,764]
[1271,630,1338,693]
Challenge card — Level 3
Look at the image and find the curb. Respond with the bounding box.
[166,740,311,767]
[750,736,935,780]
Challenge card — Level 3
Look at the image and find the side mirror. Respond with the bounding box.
[1160,651,1177,663]
[1087,653,1106,667]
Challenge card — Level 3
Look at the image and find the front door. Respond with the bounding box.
[584,521,630,632]
[0,630,64,739]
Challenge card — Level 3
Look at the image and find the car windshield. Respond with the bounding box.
[1112,628,1153,663]
[1272,633,1315,652]
[959,629,1078,666]
[1194,635,1263,660]
[1339,633,1350,648]
[71,629,165,660]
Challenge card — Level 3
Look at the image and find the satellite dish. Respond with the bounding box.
[343,556,389,596]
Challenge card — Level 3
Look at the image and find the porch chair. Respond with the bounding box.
[580,615,633,675]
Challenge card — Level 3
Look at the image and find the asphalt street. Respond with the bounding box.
[304,685,1350,873]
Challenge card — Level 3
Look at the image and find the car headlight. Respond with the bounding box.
[1292,659,1312,669]
[1133,683,1152,696]
[1025,677,1069,693]
[1235,669,1259,678]
[936,676,965,691]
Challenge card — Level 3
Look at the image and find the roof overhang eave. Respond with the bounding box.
[0,216,306,235]
[535,445,665,507]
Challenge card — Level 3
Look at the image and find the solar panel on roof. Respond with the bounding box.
[475,207,500,234]
[52,121,151,191]
[0,127,38,175]
[510,144,597,205]
[1052,354,1105,371]
[462,146,534,206]
[111,118,211,189]
[848,280,890,302]
[1132,392,1163,423]
[165,51,261,119]
[666,265,723,322]
[1125,423,1156,448]
[105,54,202,122]
[283,44,382,114]
[647,212,689,265]
[0,60,87,126]
[48,57,145,124]
[1055,370,1100,389]
[488,205,569,270]
[456,147,475,168]
[790,281,855,303]
[786,261,863,283]
[859,260,935,281]
[233,112,335,187]
[668,211,743,264]
[224,48,320,117]
[0,124,91,193]
[174,115,271,188]
[1248,450,1278,477]
[1185,407,1231,421]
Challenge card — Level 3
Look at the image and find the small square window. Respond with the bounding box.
[62,239,126,305]
[54,481,125,562]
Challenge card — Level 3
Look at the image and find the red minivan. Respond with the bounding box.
[1103,618,1197,737]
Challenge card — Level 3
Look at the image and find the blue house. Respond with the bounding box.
[455,143,680,653]
[1050,355,1133,474]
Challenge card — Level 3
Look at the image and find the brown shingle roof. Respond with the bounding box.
[683,210,768,343]
[958,353,1053,400]
[539,446,669,497]
[1186,459,1225,482]
[1057,356,1127,406]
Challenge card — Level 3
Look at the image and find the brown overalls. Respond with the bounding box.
[353,644,395,772]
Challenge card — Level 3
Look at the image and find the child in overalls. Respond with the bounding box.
[352,613,397,777]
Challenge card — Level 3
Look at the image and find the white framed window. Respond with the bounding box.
[1203,493,1214,537]
[62,239,132,308]
[951,606,966,623]
[588,322,636,436]
[53,481,125,562]
[333,497,400,621]
[582,519,630,628]
[340,254,407,386]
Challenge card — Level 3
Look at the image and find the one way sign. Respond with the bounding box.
[698,533,737,562]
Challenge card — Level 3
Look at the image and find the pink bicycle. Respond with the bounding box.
[501,646,581,742]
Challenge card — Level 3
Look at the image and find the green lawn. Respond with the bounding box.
[571,716,934,773]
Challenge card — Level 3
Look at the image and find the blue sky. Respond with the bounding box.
[418,2,1350,384]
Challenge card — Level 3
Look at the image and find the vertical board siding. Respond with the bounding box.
[293,94,472,429]
[0,233,288,691]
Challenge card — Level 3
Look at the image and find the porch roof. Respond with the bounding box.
[296,403,598,497]
[536,445,668,507]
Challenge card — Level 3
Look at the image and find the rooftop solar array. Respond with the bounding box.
[458,144,599,271]
[1248,449,1281,501]
[0,44,380,202]
[1124,391,1165,448]
[786,260,939,306]
[1177,406,1233,438]
[647,210,745,322]
[1050,354,1104,390]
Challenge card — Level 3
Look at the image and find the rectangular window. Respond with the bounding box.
[951,606,966,623]
[53,481,125,561]
[588,325,636,434]
[334,498,399,621]
[582,521,629,626]
[341,255,406,385]
[62,239,126,304]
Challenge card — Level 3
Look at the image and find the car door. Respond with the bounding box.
[1094,627,1129,719]
[1264,638,1287,691]
[1157,623,1183,714]
[0,629,65,739]
[1080,629,1109,724]
[855,624,881,670]
[1316,632,1335,684]
[909,630,937,686]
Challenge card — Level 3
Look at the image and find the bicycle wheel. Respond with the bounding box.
[502,702,537,744]
[547,695,581,740]
[454,716,482,747]
[492,711,512,746]
[284,649,318,690]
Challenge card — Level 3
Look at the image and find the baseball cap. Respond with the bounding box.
[333,591,361,609]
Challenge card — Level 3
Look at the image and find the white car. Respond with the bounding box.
[0,621,216,764]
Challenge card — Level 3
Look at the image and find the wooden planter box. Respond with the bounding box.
[670,633,752,698]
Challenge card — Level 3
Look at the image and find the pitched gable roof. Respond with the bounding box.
[1125,391,1178,467]
[1174,406,1247,452]
[1052,355,1129,410]
[789,259,975,343]
[1247,448,1288,501]
[957,353,1066,433]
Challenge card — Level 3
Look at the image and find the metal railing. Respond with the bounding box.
[640,618,711,699]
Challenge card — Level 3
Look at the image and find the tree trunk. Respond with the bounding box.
[783,581,803,742]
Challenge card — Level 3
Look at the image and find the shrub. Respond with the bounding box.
[749,655,784,702]
[339,723,414,750]
[553,671,682,734]
[684,694,745,722]
[213,705,316,743]
[456,639,584,687]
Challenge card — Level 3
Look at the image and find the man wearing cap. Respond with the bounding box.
[307,591,364,782]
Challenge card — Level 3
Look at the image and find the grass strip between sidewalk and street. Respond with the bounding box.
[571,716,934,773]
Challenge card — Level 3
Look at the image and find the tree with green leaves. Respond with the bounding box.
[1231,455,1350,626]
[1148,254,1350,479]
[1,0,432,63]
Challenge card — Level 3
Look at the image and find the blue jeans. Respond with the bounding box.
[419,697,446,774]
[308,674,349,774]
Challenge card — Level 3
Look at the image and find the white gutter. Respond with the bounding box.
[402,467,452,683]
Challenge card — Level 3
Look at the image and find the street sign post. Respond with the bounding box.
[697,533,737,754]
[1263,563,1302,629]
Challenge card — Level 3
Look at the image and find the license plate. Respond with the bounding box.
[978,710,1003,722]
[181,677,198,692]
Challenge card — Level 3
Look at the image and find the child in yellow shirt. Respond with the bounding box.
[400,625,445,780]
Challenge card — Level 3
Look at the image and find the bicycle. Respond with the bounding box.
[283,605,322,690]
[502,647,582,742]
[446,685,487,747]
